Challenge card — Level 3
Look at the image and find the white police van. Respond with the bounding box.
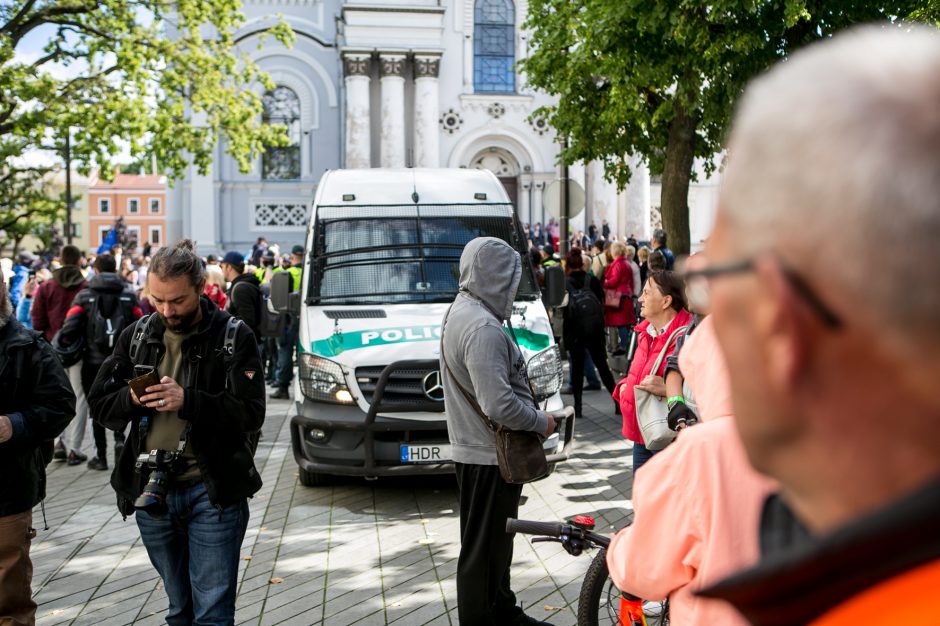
[271,168,574,486]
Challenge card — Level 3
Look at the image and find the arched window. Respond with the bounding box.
[262,86,301,180]
[474,0,515,93]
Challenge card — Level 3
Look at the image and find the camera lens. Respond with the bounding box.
[134,470,170,516]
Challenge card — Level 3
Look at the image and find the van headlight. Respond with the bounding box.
[527,345,563,403]
[298,354,355,405]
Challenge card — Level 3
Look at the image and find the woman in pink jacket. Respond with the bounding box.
[603,242,637,353]
[613,270,692,472]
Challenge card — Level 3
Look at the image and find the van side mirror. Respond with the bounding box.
[270,271,293,313]
[543,265,565,308]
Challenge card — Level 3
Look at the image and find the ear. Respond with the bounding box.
[752,258,816,391]
[662,294,673,312]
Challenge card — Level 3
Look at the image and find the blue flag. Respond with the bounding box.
[96,227,118,255]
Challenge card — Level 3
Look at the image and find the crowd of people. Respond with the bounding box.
[1,25,939,626]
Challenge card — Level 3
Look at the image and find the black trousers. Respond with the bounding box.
[81,363,126,461]
[455,462,525,625]
[569,334,616,418]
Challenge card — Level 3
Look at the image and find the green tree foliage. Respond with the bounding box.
[910,0,940,24]
[0,142,62,254]
[521,1,919,253]
[0,0,295,182]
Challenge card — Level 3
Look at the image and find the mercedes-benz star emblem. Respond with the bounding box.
[422,371,445,402]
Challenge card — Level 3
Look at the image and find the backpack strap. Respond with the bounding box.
[128,313,156,364]
[222,316,242,361]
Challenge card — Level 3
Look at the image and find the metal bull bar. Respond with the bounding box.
[290,358,575,478]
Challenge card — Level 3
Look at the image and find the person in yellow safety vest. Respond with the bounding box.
[254,250,276,284]
[269,245,304,399]
[272,249,302,292]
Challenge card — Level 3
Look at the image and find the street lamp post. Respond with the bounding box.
[63,129,73,244]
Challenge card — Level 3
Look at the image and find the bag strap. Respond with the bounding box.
[647,324,689,378]
[128,314,155,364]
[439,310,498,433]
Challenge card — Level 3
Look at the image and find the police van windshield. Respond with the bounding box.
[308,205,539,305]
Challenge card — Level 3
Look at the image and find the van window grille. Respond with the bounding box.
[308,204,538,305]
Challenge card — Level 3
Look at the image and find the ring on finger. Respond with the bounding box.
[159,399,165,407]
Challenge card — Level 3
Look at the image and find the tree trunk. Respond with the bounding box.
[660,101,697,256]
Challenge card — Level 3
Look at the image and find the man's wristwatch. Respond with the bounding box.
[667,395,685,411]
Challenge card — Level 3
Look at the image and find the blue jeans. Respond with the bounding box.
[617,326,630,351]
[632,443,660,475]
[136,482,249,626]
[275,317,299,388]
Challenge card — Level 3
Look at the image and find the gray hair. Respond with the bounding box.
[721,26,940,347]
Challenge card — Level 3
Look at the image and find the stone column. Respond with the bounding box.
[188,111,218,249]
[589,160,619,238]
[343,53,372,169]
[623,154,651,240]
[413,54,441,168]
[379,53,407,168]
[519,178,532,226]
[532,180,545,226]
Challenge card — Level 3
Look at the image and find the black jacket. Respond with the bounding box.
[57,272,141,366]
[225,273,262,339]
[0,318,76,517]
[88,297,265,514]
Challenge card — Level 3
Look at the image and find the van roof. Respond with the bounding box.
[316,168,512,206]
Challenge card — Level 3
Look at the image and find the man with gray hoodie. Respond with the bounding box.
[441,237,555,626]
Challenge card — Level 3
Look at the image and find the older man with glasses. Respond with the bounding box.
[691,26,940,625]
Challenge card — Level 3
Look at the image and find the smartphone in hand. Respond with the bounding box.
[129,365,160,400]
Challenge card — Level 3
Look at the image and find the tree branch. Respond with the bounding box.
[0,0,39,38]
[3,0,98,48]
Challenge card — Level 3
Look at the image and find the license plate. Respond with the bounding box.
[400,444,451,464]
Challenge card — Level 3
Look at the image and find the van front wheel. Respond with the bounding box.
[298,467,331,487]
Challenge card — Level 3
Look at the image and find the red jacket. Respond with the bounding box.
[31,266,87,342]
[603,256,636,327]
[614,309,693,442]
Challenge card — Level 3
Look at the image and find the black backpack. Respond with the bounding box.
[87,292,136,355]
[258,282,287,338]
[566,284,605,334]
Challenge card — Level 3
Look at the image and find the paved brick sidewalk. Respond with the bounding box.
[32,389,635,625]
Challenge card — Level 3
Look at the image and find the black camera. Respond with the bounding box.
[134,449,183,516]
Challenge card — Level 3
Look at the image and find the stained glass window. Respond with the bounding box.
[474,0,515,93]
[262,86,301,180]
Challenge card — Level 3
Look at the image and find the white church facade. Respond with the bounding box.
[167,0,718,252]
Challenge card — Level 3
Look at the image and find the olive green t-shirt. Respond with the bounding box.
[145,327,200,481]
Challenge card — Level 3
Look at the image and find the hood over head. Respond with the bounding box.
[458,237,521,321]
[53,265,86,289]
[88,271,128,293]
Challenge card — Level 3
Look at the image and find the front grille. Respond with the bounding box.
[355,365,445,413]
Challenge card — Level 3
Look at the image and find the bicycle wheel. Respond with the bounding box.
[577,548,625,626]
[577,549,669,626]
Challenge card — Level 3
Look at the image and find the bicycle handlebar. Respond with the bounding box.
[506,518,611,549]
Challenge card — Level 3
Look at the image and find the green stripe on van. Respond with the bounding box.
[306,325,551,358]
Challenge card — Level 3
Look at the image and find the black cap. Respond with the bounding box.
[291,245,304,256]
[542,244,555,257]
[206,254,219,263]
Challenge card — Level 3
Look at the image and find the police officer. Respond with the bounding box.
[269,245,303,400]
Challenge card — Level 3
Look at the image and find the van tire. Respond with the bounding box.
[298,467,331,487]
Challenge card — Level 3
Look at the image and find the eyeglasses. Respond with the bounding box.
[683,258,843,329]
